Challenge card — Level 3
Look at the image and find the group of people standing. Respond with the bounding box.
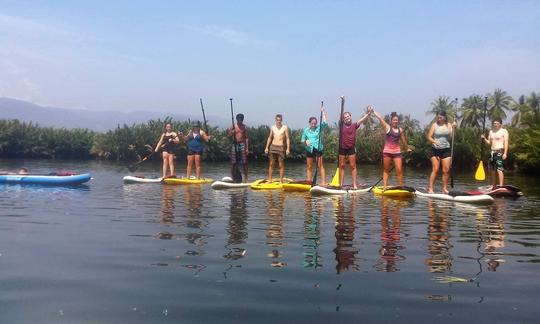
[152,105,509,192]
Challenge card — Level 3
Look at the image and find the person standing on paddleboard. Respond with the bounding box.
[264,114,291,183]
[183,121,210,179]
[338,109,371,189]
[301,107,328,185]
[229,113,249,182]
[371,108,411,189]
[427,111,456,194]
[154,122,180,178]
[481,117,509,188]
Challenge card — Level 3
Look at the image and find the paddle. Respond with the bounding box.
[128,150,156,172]
[450,97,458,188]
[474,96,488,181]
[330,96,345,187]
[367,165,395,192]
[200,98,209,134]
[311,101,325,187]
[230,98,243,183]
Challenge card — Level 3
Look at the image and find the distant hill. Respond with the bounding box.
[0,97,230,132]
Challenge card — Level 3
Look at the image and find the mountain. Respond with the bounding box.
[0,97,230,131]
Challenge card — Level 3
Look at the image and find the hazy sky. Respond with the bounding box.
[1,0,539,128]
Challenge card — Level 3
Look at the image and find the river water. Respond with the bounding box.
[0,159,539,323]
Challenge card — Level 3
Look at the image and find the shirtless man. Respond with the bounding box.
[481,117,509,187]
[229,113,249,182]
[264,114,290,183]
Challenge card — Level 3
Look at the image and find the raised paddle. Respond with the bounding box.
[200,98,209,134]
[450,97,458,188]
[474,96,488,181]
[230,98,242,183]
[330,96,346,187]
[311,101,325,187]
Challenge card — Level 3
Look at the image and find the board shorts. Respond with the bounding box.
[431,147,451,159]
[269,144,285,162]
[187,150,203,156]
[489,150,504,172]
[306,148,322,158]
[338,147,356,156]
[230,142,247,165]
[383,152,402,159]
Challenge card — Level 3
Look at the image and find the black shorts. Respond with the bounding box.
[431,147,451,159]
[338,147,356,156]
[306,148,323,158]
[187,150,203,156]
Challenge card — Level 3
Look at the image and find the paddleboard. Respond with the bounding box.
[478,185,523,198]
[310,184,371,195]
[211,177,251,189]
[163,177,213,185]
[372,186,415,198]
[415,189,494,204]
[282,180,312,192]
[123,175,162,183]
[250,178,293,190]
[0,173,92,185]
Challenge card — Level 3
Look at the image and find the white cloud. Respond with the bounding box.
[185,25,275,49]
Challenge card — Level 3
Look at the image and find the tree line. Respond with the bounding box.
[1,89,539,174]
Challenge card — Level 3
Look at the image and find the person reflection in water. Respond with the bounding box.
[224,190,249,261]
[374,197,405,272]
[424,199,452,273]
[482,201,506,272]
[265,191,287,268]
[333,196,359,274]
[303,195,323,269]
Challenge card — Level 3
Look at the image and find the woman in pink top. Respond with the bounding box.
[338,109,371,189]
[371,108,410,189]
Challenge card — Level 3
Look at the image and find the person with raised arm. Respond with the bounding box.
[301,107,328,185]
[371,108,410,189]
[338,109,371,189]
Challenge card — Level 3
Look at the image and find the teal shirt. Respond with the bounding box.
[301,122,327,152]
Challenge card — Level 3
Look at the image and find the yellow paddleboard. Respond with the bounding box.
[372,186,415,198]
[162,177,213,185]
[281,181,312,192]
[250,178,293,190]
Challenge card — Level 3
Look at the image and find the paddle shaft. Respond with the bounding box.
[480,96,488,161]
[200,98,209,134]
[450,97,458,188]
[368,165,396,191]
[312,101,324,186]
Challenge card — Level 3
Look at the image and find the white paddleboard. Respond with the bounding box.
[123,175,163,183]
[211,177,251,189]
[415,190,493,203]
[310,185,372,195]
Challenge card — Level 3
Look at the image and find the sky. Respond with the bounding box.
[1,0,539,128]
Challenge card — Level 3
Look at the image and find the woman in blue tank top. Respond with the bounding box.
[183,122,210,179]
[426,111,455,194]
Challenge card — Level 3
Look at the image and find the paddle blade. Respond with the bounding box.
[127,163,139,172]
[330,168,340,186]
[475,161,486,181]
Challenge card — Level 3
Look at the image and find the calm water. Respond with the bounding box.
[1,159,539,323]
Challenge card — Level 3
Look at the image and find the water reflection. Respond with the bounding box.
[425,199,452,273]
[479,201,506,272]
[264,191,287,268]
[333,196,359,273]
[224,190,249,261]
[374,197,406,272]
[303,196,323,269]
[160,185,177,224]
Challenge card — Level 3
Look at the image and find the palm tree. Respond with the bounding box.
[487,88,513,121]
[427,96,458,122]
[527,91,539,120]
[459,94,484,128]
